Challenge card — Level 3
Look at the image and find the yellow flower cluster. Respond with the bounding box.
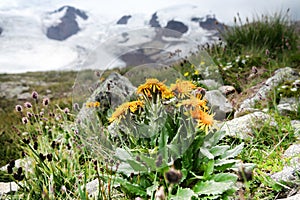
[86,101,100,108]
[109,78,214,134]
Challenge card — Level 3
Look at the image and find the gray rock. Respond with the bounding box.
[277,194,300,200]
[291,120,300,137]
[237,67,299,114]
[218,85,236,96]
[271,143,300,183]
[200,79,221,90]
[86,179,98,197]
[205,90,233,120]
[0,82,29,99]
[284,144,300,158]
[219,112,277,139]
[76,73,136,147]
[17,92,31,100]
[278,97,299,116]
[0,182,18,196]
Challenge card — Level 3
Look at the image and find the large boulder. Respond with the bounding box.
[218,112,277,139]
[46,6,88,41]
[76,72,136,124]
[205,90,233,120]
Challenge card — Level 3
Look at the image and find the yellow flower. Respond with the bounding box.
[170,80,196,99]
[108,100,144,123]
[86,101,100,108]
[197,110,214,134]
[180,96,208,110]
[137,78,173,99]
[200,61,205,65]
[184,72,189,77]
[194,70,199,75]
[108,102,130,123]
[128,100,144,113]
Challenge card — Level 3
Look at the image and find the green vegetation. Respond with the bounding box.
[0,10,300,199]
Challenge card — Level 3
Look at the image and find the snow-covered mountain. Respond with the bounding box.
[1,0,297,74]
[0,1,227,74]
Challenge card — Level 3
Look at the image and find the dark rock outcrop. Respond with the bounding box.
[163,20,188,38]
[149,12,161,28]
[116,15,132,25]
[46,6,88,41]
[199,16,224,31]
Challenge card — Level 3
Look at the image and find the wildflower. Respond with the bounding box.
[108,100,144,123]
[170,79,196,99]
[192,87,206,100]
[22,117,29,124]
[42,97,50,106]
[180,96,208,110]
[24,102,32,108]
[15,105,23,112]
[109,102,131,122]
[291,88,297,92]
[184,72,189,77]
[26,112,32,118]
[197,110,214,134]
[137,78,171,99]
[64,107,70,114]
[128,100,144,113]
[194,70,199,75]
[86,101,100,108]
[31,91,38,99]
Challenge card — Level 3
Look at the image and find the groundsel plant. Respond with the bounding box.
[85,78,244,199]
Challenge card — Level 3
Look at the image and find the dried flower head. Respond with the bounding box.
[165,167,182,184]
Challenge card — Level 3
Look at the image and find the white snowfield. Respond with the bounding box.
[0,0,298,73]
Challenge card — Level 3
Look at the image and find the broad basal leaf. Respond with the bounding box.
[171,188,195,200]
[193,180,235,195]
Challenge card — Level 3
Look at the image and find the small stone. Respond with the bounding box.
[218,85,236,96]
